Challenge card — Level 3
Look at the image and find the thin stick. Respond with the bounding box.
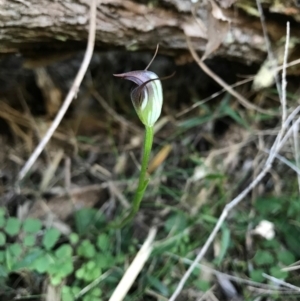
[109,228,157,301]
[176,77,253,117]
[76,270,112,299]
[18,0,98,181]
[281,22,290,125]
[266,105,300,166]
[263,148,300,176]
[292,121,300,194]
[167,253,291,291]
[262,273,300,292]
[186,36,276,116]
[279,57,300,71]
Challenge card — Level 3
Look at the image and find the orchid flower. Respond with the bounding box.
[112,45,173,227]
[113,45,164,127]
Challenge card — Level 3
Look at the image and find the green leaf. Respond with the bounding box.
[0,232,6,246]
[60,259,74,276]
[97,234,109,252]
[194,280,211,292]
[83,267,101,282]
[255,198,282,216]
[253,250,274,266]
[62,285,71,294]
[270,267,288,279]
[8,243,22,257]
[77,240,96,259]
[23,218,42,234]
[91,288,102,297]
[0,208,5,217]
[83,296,91,301]
[0,215,6,228]
[179,115,215,130]
[50,257,74,278]
[215,226,230,266]
[55,244,73,258]
[95,254,115,269]
[0,264,8,278]
[50,274,63,286]
[74,208,97,235]
[75,267,85,280]
[278,250,295,266]
[0,251,5,263]
[164,212,187,233]
[4,217,21,236]
[42,228,61,250]
[12,249,44,271]
[61,286,74,301]
[147,275,169,296]
[250,269,264,282]
[32,254,51,273]
[5,248,13,270]
[221,102,250,130]
[69,233,79,245]
[86,261,96,270]
[24,234,36,247]
[71,286,81,296]
[276,222,300,256]
[262,239,280,249]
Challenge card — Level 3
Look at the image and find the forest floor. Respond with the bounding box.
[0,48,300,301]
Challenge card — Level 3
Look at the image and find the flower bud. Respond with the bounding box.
[113,70,163,127]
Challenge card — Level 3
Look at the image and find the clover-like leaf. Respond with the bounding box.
[42,228,61,250]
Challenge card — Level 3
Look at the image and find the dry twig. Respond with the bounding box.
[109,228,157,301]
[281,22,290,124]
[186,36,277,116]
[18,0,98,181]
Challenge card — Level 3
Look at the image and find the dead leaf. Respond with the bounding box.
[182,18,207,39]
[148,144,172,174]
[216,0,237,8]
[28,184,107,220]
[35,68,62,118]
[216,274,240,300]
[210,0,231,22]
[40,149,64,192]
[202,0,230,60]
[252,58,278,91]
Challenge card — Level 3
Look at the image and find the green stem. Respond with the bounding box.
[113,125,154,228]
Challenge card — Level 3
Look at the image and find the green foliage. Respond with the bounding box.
[5,218,21,236]
[42,228,61,250]
[250,269,264,282]
[247,195,300,287]
[0,232,6,246]
[23,218,42,233]
[77,239,96,258]
[214,225,230,266]
[253,250,275,266]
[178,95,250,130]
[1,191,298,301]
[0,207,141,301]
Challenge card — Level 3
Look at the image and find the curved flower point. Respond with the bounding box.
[114,70,163,127]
